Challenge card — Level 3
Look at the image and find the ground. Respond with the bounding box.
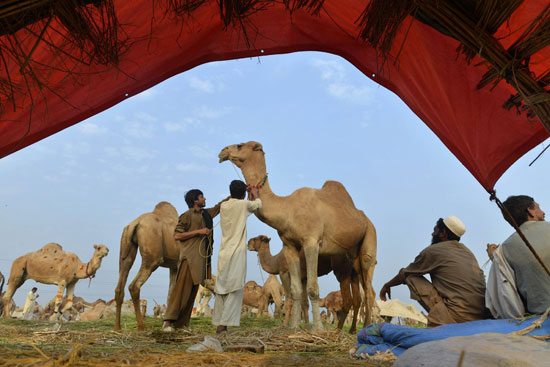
[0,316,392,366]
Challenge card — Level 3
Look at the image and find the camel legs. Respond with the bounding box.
[358,221,377,328]
[1,262,26,317]
[49,282,67,320]
[303,241,323,331]
[279,273,292,326]
[283,244,303,328]
[337,276,352,330]
[128,262,159,331]
[349,273,361,334]
[60,282,77,318]
[114,237,138,331]
[300,279,309,323]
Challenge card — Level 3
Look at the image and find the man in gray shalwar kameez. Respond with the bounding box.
[213,180,261,334]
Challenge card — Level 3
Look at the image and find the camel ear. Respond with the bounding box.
[252,143,263,152]
[93,244,98,250]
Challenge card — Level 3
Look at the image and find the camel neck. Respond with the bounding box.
[240,159,287,228]
[256,244,281,274]
[77,256,101,279]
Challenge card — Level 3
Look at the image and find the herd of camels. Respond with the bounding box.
[2,141,377,332]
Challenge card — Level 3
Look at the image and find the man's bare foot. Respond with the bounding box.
[216,325,227,334]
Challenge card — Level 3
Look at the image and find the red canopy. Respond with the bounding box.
[1,0,548,191]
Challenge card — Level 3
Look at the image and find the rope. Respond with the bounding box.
[231,162,243,181]
[197,220,220,280]
[509,306,550,336]
[489,191,550,277]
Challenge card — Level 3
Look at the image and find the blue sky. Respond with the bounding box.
[1,51,548,316]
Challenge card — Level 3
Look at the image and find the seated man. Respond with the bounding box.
[488,195,550,316]
[379,216,488,327]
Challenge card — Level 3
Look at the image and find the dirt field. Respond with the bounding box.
[0,315,393,366]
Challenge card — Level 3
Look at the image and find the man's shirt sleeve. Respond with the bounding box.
[206,197,230,218]
[247,198,262,213]
[175,211,190,234]
[397,247,436,283]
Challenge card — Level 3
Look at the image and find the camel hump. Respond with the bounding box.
[320,180,355,206]
[152,201,178,227]
[40,243,64,253]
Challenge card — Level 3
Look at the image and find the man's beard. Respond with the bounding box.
[198,202,206,208]
[431,234,439,245]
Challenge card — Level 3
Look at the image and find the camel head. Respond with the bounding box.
[218,141,264,168]
[93,244,109,259]
[247,235,271,251]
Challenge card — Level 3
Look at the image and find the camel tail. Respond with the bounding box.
[0,271,4,295]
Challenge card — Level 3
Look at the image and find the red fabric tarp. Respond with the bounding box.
[0,0,548,191]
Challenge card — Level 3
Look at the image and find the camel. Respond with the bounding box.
[44,295,90,319]
[194,282,215,317]
[194,274,216,317]
[219,141,377,330]
[114,201,181,331]
[242,280,267,317]
[262,274,285,317]
[2,243,109,319]
[319,291,343,325]
[248,235,363,332]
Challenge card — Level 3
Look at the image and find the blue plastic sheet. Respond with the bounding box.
[354,318,550,357]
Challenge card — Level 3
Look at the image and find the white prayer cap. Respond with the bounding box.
[443,215,466,237]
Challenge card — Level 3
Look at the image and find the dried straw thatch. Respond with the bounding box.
[2,0,550,132]
[358,0,550,134]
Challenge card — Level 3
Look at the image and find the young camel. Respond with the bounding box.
[114,201,180,331]
[219,141,377,331]
[194,275,216,317]
[263,274,285,317]
[319,291,343,325]
[248,235,362,332]
[2,243,109,319]
[242,280,268,316]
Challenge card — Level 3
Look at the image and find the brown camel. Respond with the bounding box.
[194,282,215,317]
[242,280,268,316]
[114,201,180,331]
[2,243,109,319]
[319,291,343,325]
[219,141,377,330]
[248,235,362,333]
[262,274,285,317]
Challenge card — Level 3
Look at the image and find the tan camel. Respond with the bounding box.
[219,141,377,330]
[248,235,363,332]
[114,201,180,331]
[319,291,343,325]
[44,295,91,319]
[263,274,285,317]
[194,274,216,317]
[2,243,108,318]
[242,280,267,316]
[194,284,214,316]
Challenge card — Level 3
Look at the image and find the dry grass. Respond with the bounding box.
[0,315,391,367]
